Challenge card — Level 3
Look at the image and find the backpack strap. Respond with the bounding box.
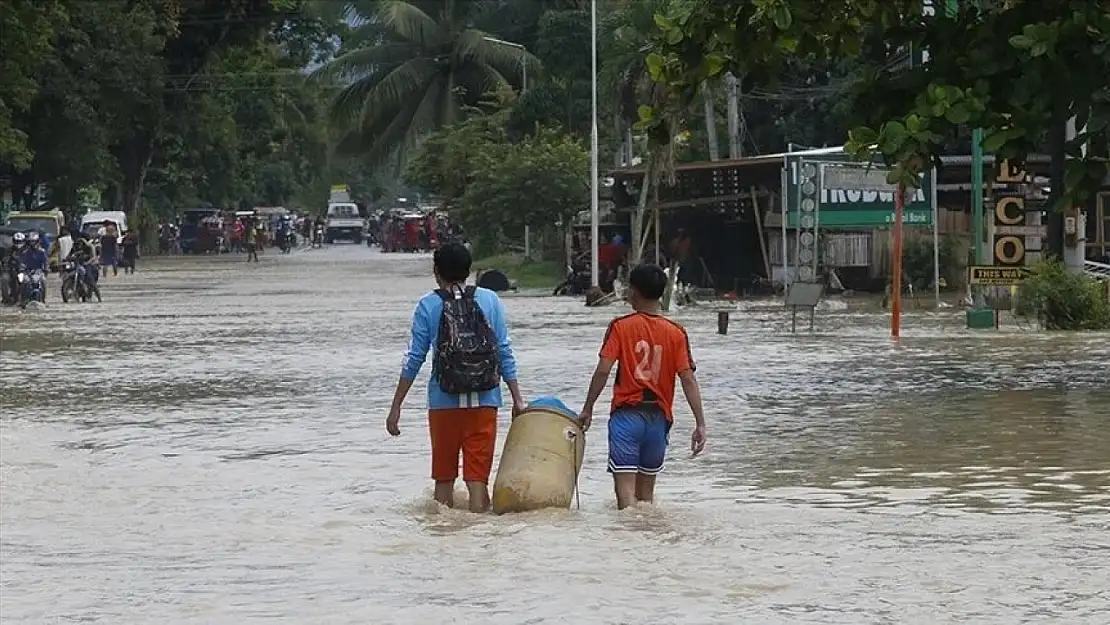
[435,284,471,301]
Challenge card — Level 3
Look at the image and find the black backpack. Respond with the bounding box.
[433,285,501,395]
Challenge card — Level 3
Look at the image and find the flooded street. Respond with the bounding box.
[1,246,1108,624]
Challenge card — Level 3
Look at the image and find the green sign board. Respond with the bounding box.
[785,153,933,229]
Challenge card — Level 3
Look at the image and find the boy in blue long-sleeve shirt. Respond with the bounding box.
[386,243,524,512]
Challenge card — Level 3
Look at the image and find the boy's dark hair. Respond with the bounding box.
[434,242,472,283]
[629,263,667,300]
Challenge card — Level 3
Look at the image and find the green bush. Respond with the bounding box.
[902,235,961,291]
[1015,259,1110,330]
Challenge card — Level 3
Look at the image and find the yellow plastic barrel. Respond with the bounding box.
[492,406,585,514]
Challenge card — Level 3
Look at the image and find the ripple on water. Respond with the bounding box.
[1,248,1108,624]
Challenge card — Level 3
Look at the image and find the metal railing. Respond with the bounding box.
[1084,259,1110,279]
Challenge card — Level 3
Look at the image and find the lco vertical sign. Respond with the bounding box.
[993,160,1027,267]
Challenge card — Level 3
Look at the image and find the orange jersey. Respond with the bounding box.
[599,312,696,421]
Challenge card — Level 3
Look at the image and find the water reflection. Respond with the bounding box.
[1,248,1107,624]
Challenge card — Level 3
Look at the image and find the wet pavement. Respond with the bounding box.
[1,245,1108,624]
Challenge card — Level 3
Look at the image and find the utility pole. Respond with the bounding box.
[943,0,988,320]
[725,73,742,158]
[1062,117,1088,273]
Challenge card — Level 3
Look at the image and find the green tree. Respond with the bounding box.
[108,0,311,216]
[644,1,1110,241]
[460,126,588,251]
[316,0,537,166]
[1016,259,1110,330]
[0,0,65,170]
[405,110,587,256]
[405,110,511,207]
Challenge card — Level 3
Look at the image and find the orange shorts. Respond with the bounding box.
[428,407,498,483]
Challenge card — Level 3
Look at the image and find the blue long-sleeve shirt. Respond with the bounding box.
[19,247,48,272]
[400,286,519,409]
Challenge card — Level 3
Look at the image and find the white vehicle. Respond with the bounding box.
[81,210,128,240]
[325,202,364,244]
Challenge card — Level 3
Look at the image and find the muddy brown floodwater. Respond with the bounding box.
[1,246,1108,624]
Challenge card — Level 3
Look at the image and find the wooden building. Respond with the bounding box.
[609,147,1109,293]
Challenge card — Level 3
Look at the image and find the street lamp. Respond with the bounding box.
[483,36,533,258]
[482,36,527,92]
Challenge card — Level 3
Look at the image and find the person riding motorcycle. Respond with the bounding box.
[20,232,50,273]
[277,215,294,250]
[65,233,101,301]
[16,232,49,303]
[68,233,97,264]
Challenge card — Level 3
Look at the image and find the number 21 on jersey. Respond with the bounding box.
[634,340,662,382]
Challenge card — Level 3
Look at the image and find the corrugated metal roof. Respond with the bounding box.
[611,149,1060,176]
[939,153,1053,165]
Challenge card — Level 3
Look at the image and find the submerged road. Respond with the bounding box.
[1,245,1108,624]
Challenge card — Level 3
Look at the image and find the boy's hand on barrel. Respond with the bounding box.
[385,407,402,436]
[578,406,593,432]
[507,381,524,420]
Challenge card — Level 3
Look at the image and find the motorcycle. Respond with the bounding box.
[60,260,101,303]
[17,267,46,308]
[553,262,592,296]
[312,225,324,248]
[278,231,292,254]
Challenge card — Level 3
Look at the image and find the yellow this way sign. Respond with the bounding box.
[967,265,1028,285]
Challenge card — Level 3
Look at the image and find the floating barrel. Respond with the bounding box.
[492,398,585,514]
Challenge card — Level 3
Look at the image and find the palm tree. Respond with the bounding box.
[314,0,538,166]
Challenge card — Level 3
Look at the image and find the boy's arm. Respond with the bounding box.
[675,328,706,454]
[678,370,706,430]
[390,300,432,412]
[582,357,616,413]
[580,321,621,430]
[490,296,524,410]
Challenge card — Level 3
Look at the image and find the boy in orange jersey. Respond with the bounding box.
[579,263,707,509]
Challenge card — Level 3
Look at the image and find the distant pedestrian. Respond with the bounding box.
[245,220,259,262]
[120,231,140,274]
[99,221,119,277]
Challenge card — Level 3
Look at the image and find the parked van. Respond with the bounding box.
[80,210,128,239]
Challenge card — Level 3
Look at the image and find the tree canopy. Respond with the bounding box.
[2,0,925,250]
[644,0,1110,211]
[314,0,537,167]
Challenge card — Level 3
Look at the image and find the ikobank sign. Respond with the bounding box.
[785,153,933,229]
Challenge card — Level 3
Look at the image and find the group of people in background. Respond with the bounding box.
[376,210,464,253]
[55,219,140,276]
[2,218,136,306]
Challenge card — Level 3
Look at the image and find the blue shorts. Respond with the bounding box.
[607,408,671,475]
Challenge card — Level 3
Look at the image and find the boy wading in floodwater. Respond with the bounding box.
[579,263,708,510]
[386,243,524,513]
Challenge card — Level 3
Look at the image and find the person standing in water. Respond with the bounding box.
[245,219,259,262]
[385,242,525,513]
[579,263,708,510]
[120,230,139,274]
[99,221,119,277]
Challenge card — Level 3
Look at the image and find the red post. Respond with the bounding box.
[891,183,905,339]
